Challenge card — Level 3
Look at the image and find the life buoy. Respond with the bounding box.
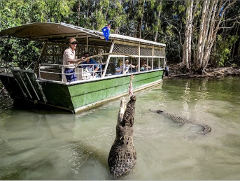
[165,66,169,76]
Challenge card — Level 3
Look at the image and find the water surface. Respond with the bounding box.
[0,77,240,180]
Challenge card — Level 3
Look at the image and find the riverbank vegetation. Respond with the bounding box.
[0,0,239,75]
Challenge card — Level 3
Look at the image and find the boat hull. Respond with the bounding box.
[0,70,164,113]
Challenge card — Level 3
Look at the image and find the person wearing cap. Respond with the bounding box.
[80,52,100,77]
[63,38,84,82]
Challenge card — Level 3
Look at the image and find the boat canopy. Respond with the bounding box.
[0,22,167,91]
[0,22,166,47]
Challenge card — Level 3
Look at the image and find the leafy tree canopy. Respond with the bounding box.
[0,0,239,69]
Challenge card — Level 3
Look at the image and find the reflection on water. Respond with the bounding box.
[0,77,240,180]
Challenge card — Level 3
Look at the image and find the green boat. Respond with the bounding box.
[0,22,167,113]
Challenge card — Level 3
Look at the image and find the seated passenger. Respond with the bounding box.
[115,61,124,75]
[125,59,135,72]
[80,52,100,77]
[136,61,151,71]
[115,59,133,75]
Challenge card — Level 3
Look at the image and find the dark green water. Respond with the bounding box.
[0,77,240,180]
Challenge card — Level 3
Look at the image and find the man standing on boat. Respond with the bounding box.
[63,38,84,82]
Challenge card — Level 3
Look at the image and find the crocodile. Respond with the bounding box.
[149,109,211,135]
[108,95,137,179]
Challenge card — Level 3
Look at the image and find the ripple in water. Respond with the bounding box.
[0,77,240,179]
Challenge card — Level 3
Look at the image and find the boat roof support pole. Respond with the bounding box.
[151,47,154,70]
[61,66,64,82]
[163,58,166,69]
[146,58,148,70]
[151,58,153,70]
[35,42,48,77]
[138,42,140,72]
[86,36,89,52]
[102,41,114,77]
[163,48,166,69]
[130,59,133,72]
[123,57,125,74]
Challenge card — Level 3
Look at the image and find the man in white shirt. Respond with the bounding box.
[63,38,84,82]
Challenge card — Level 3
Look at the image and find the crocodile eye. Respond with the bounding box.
[156,110,163,114]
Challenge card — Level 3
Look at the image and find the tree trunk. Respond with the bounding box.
[192,1,199,64]
[138,0,145,39]
[194,0,236,72]
[154,0,162,42]
[182,0,193,69]
[195,0,210,71]
[202,0,236,69]
[187,0,193,69]
[77,0,81,26]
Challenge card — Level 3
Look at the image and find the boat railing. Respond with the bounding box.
[39,63,103,82]
[77,63,103,77]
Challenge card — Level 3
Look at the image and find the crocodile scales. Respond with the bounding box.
[108,95,137,179]
[149,109,211,135]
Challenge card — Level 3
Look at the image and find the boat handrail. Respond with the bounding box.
[39,63,103,82]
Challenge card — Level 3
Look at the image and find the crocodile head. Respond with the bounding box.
[118,97,127,125]
[149,109,164,114]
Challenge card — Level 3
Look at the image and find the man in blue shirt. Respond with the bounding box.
[80,52,100,76]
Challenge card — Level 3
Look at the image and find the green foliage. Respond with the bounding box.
[0,38,42,69]
[216,35,239,67]
[0,0,239,68]
[0,0,73,68]
[0,0,30,29]
[178,5,186,14]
